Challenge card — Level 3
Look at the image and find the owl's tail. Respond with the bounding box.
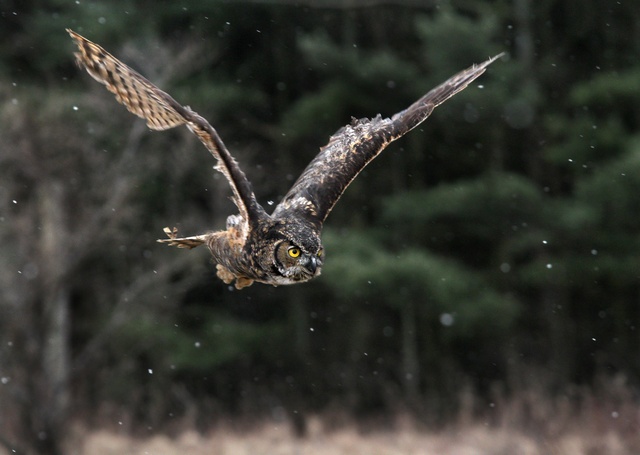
[157,227,207,249]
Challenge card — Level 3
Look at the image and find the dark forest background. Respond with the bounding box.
[1,0,640,454]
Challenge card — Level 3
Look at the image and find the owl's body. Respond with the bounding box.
[202,215,322,288]
[68,29,501,289]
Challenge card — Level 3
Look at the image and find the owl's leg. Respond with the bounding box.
[157,227,207,249]
[215,264,235,284]
[234,277,254,289]
[216,264,254,289]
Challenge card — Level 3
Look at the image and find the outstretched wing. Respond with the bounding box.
[67,29,265,229]
[272,54,504,225]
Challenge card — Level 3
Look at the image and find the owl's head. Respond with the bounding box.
[263,219,324,284]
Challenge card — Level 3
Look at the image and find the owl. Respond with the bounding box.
[67,29,502,289]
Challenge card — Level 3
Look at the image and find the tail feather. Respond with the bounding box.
[157,227,207,249]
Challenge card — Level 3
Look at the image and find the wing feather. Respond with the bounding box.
[67,29,265,227]
[273,54,504,225]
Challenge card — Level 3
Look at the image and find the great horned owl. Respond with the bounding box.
[68,29,502,289]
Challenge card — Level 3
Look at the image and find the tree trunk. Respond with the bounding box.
[400,296,421,405]
[32,181,71,455]
[286,288,309,437]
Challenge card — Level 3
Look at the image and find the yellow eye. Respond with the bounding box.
[288,247,301,258]
[317,249,323,257]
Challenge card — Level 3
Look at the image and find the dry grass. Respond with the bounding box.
[46,415,638,455]
[2,376,638,455]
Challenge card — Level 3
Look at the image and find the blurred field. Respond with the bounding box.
[42,416,637,455]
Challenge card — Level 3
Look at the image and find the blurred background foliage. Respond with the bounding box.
[1,0,639,454]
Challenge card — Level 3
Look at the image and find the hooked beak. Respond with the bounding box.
[305,256,318,274]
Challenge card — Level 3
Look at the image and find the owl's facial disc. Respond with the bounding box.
[274,240,324,281]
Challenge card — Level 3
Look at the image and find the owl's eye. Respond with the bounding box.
[288,247,301,258]
[317,249,323,257]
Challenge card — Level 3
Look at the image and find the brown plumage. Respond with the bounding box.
[68,28,502,289]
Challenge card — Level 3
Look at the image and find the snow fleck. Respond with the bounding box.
[500,263,511,273]
[12,200,17,204]
[73,106,78,111]
[440,313,455,327]
[1,377,9,385]
[147,368,153,375]
[194,341,201,348]
[591,249,598,255]
[542,240,548,244]
[546,263,553,269]
[612,411,619,418]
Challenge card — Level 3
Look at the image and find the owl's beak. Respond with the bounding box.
[305,256,318,274]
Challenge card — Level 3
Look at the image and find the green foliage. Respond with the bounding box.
[137,311,288,373]
[415,3,502,78]
[576,141,640,229]
[322,229,518,339]
[280,32,421,145]
[382,172,543,228]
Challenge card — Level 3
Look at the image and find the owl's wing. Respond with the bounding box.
[67,29,264,229]
[273,54,503,225]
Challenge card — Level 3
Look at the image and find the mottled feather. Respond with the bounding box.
[69,28,502,289]
[67,29,265,234]
[273,53,503,224]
